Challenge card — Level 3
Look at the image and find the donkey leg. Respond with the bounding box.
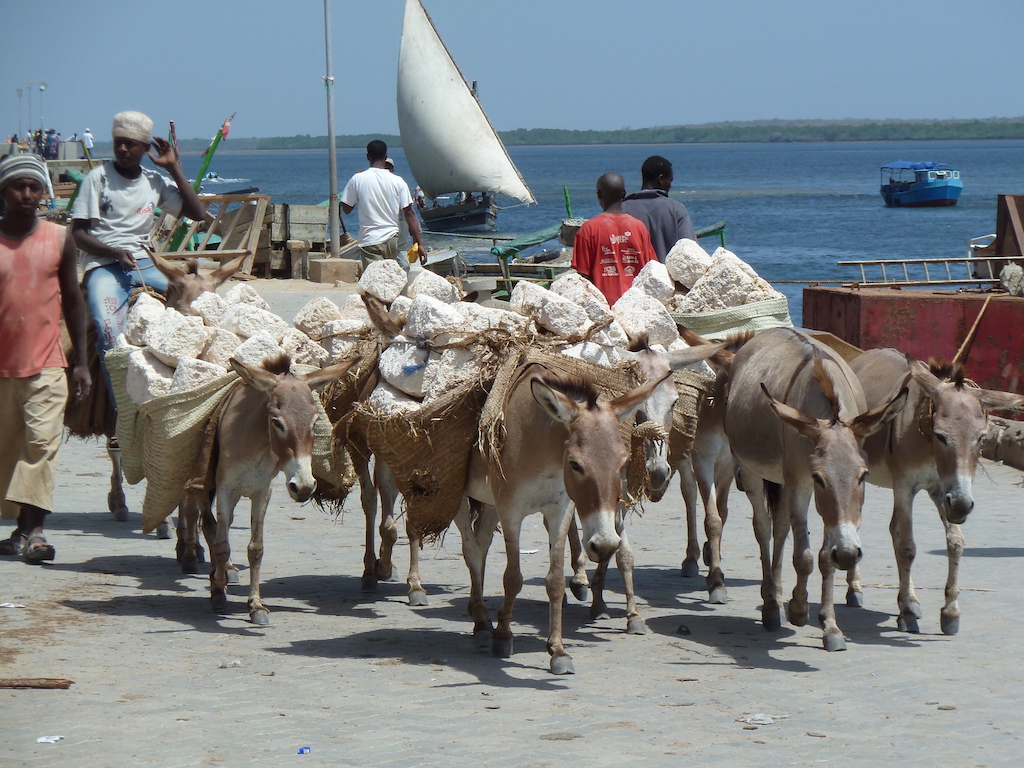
[818,545,846,651]
[892,487,922,632]
[177,496,203,575]
[615,526,647,635]
[355,458,380,591]
[493,514,525,661]
[246,489,273,626]
[375,460,400,583]
[543,506,574,675]
[785,485,814,628]
[456,499,497,649]
[747,474,781,631]
[678,460,702,578]
[106,439,129,522]
[208,490,239,613]
[939,515,964,636]
[589,552,611,620]
[405,519,428,607]
[566,513,590,602]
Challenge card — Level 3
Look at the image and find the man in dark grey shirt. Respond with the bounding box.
[621,155,696,262]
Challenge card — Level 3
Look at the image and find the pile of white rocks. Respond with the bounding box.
[664,239,785,313]
[119,281,354,406]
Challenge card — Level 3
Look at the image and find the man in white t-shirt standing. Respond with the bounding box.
[82,128,94,155]
[341,140,426,273]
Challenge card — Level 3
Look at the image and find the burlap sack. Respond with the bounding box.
[668,369,715,466]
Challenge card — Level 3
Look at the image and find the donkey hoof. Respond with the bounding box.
[226,568,240,585]
[708,587,729,605]
[907,602,923,619]
[626,617,648,635]
[550,655,575,675]
[155,523,171,540]
[109,497,129,522]
[762,607,782,632]
[180,560,201,576]
[360,573,378,592]
[491,636,513,658]
[210,592,228,612]
[250,609,271,626]
[681,558,701,578]
[473,629,493,651]
[569,581,590,602]
[846,590,864,608]
[786,603,809,627]
[823,633,847,652]
[940,613,960,636]
[589,606,611,621]
[408,590,428,608]
[897,614,920,634]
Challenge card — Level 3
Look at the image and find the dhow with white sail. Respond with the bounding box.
[397,0,534,232]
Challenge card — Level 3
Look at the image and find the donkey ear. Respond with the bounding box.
[229,358,279,394]
[532,378,579,424]
[611,371,671,422]
[664,341,729,372]
[762,382,823,440]
[906,355,943,399]
[209,254,247,286]
[144,247,187,282]
[973,388,1024,413]
[303,355,361,391]
[851,385,909,439]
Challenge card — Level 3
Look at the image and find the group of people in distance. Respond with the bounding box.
[0,116,696,562]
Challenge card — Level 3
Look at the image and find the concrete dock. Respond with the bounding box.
[2,284,1022,768]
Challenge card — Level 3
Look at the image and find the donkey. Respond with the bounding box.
[850,349,1024,634]
[455,366,666,674]
[184,353,357,624]
[565,339,725,634]
[725,328,907,651]
[102,251,245,537]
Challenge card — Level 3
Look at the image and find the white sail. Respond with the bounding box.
[397,0,535,204]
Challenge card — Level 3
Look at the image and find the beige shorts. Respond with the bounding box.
[0,368,68,519]
[359,236,408,274]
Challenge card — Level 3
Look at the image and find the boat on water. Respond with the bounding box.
[880,161,962,207]
[397,0,535,233]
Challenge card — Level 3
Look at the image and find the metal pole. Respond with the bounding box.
[38,83,46,133]
[323,0,340,258]
[16,89,22,138]
[27,83,32,143]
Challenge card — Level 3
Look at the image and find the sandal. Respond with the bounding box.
[0,532,26,556]
[23,533,55,563]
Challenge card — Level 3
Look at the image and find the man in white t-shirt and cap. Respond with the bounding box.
[71,110,205,406]
[82,128,94,154]
[341,139,426,273]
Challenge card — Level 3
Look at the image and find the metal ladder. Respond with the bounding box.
[837,243,1002,287]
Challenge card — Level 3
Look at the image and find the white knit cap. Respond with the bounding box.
[0,154,48,190]
[111,111,153,144]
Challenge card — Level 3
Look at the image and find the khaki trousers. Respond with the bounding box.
[359,236,409,275]
[0,368,68,519]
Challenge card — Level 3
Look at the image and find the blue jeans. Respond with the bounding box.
[83,258,168,403]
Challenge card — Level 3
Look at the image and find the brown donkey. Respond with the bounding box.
[851,349,1024,634]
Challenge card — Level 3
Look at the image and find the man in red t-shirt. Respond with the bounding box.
[571,172,657,305]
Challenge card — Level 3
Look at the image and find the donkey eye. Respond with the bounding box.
[569,460,584,474]
[271,417,287,433]
[935,432,948,445]
[859,470,869,484]
[812,473,825,487]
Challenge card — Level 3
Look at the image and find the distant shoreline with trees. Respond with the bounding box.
[132,117,1024,153]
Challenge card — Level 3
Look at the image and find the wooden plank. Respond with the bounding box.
[270,204,287,241]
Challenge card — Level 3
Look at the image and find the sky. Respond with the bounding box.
[3,0,1023,141]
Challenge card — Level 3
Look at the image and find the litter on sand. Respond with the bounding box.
[36,736,65,744]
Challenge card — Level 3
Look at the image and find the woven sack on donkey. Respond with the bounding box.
[667,369,715,466]
[349,376,490,539]
[478,346,652,508]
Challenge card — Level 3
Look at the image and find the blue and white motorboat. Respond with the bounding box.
[880,161,962,207]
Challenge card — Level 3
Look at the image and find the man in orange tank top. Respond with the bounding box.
[0,155,91,562]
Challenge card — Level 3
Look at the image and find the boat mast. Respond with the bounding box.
[323,0,340,258]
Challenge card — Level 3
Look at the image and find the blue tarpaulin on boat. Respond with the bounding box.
[881,161,949,170]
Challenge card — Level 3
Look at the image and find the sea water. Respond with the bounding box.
[181,140,1024,323]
